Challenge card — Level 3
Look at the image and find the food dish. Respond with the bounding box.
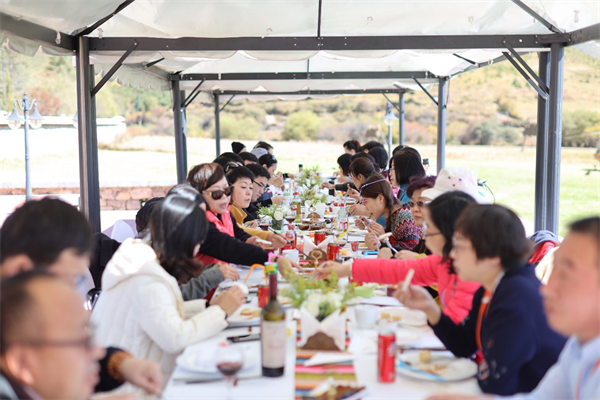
[397,353,478,382]
[378,307,427,326]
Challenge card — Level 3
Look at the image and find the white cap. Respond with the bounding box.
[251,148,269,159]
[421,167,488,204]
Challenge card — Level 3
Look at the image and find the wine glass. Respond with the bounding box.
[215,344,244,400]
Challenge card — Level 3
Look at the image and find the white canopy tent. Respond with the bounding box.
[1,0,598,234]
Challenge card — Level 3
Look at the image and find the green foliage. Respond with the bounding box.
[282,110,321,140]
[209,114,260,140]
[562,109,600,147]
[460,121,521,145]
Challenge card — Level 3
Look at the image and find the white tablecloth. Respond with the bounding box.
[163,261,482,399]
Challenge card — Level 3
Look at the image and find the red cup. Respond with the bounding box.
[351,241,359,252]
[258,285,269,307]
[314,231,326,245]
[327,243,341,261]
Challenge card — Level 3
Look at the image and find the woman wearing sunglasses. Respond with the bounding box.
[187,163,270,266]
[315,191,482,324]
[356,174,422,252]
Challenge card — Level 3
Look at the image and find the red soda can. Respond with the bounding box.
[351,241,359,252]
[327,243,341,261]
[377,323,397,383]
[258,285,269,307]
[314,231,326,245]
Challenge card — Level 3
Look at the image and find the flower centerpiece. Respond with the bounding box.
[281,272,357,351]
[299,186,328,209]
[257,204,291,231]
[296,165,323,190]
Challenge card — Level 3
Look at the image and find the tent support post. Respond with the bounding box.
[398,91,405,146]
[437,77,447,173]
[214,93,221,157]
[546,43,564,234]
[172,80,187,184]
[534,52,550,232]
[76,36,101,232]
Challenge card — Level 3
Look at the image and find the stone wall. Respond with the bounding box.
[0,186,171,210]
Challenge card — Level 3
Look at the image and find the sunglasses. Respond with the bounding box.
[203,185,234,200]
[407,200,430,208]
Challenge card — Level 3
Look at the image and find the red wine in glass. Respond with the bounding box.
[217,361,243,377]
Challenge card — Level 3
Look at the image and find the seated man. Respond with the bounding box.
[0,271,103,400]
[0,198,162,395]
[427,216,600,400]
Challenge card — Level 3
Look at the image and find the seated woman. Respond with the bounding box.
[396,204,567,395]
[226,165,286,248]
[187,163,270,266]
[355,174,422,252]
[388,147,426,205]
[322,154,354,192]
[91,194,246,383]
[346,157,378,217]
[368,146,389,178]
[315,191,481,324]
[343,139,360,155]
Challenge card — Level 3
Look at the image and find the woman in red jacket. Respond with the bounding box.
[315,191,481,323]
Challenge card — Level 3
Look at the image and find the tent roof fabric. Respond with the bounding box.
[1,1,598,94]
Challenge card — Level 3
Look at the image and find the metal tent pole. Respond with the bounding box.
[398,91,405,146]
[534,52,550,232]
[437,78,448,172]
[214,93,221,157]
[546,44,564,234]
[75,36,101,232]
[172,80,187,183]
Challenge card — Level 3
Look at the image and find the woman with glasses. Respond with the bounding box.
[356,174,422,252]
[187,163,271,266]
[315,191,481,324]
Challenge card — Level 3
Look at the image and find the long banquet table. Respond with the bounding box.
[163,264,482,400]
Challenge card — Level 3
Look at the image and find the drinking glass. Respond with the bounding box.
[215,344,244,400]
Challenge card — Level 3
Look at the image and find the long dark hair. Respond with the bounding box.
[368,146,389,171]
[349,157,377,182]
[149,194,208,284]
[360,174,397,232]
[337,153,353,176]
[258,154,278,169]
[187,163,226,193]
[343,140,360,152]
[390,149,426,186]
[426,191,476,272]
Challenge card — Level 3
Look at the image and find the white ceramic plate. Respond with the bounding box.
[395,329,422,345]
[378,307,428,327]
[228,306,261,323]
[176,351,258,374]
[397,353,478,382]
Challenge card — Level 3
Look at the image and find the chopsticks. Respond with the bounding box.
[378,232,398,254]
[173,376,259,385]
[267,227,311,259]
[397,346,447,352]
[397,360,446,382]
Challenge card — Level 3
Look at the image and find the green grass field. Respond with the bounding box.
[1,137,598,236]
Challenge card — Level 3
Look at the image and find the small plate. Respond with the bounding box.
[378,307,427,326]
[395,329,422,345]
[397,353,477,381]
[229,306,261,323]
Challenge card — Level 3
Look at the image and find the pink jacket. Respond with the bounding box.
[352,255,481,324]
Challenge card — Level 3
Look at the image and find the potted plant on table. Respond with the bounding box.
[258,204,291,231]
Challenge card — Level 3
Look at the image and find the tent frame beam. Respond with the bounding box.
[74,0,136,36]
[183,80,204,108]
[412,78,438,106]
[502,51,548,100]
[534,52,550,232]
[503,40,549,94]
[91,41,137,96]
[174,71,436,81]
[216,89,412,95]
[0,12,76,51]
[510,0,562,34]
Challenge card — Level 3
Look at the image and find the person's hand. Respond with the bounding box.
[345,188,360,201]
[314,261,351,280]
[378,248,393,259]
[364,232,381,250]
[210,286,246,316]
[119,357,163,395]
[275,256,298,280]
[244,220,259,229]
[348,204,369,216]
[395,250,420,260]
[216,262,240,281]
[267,232,287,249]
[427,395,491,400]
[273,172,284,188]
[271,196,285,205]
[321,182,335,190]
[368,222,385,237]
[245,236,262,247]
[393,285,441,325]
[354,217,367,230]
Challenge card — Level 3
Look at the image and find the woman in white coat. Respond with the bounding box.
[91,192,245,387]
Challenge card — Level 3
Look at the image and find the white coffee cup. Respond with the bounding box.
[354,305,378,329]
[281,249,299,264]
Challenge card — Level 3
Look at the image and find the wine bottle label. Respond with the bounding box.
[261,320,286,369]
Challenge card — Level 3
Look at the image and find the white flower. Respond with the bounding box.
[304,301,320,318]
[305,200,313,207]
[325,292,342,309]
[273,211,284,221]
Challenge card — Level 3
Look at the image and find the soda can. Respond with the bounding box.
[327,243,341,261]
[258,285,269,307]
[377,323,397,383]
[314,231,326,245]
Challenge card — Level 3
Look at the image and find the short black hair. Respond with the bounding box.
[246,163,271,180]
[135,197,163,233]
[456,204,532,272]
[337,153,353,176]
[360,141,384,152]
[215,152,244,164]
[0,198,93,266]
[187,163,226,193]
[343,140,361,152]
[368,146,389,171]
[427,191,477,266]
[231,141,246,154]
[259,154,278,169]
[239,152,258,164]
[227,165,255,184]
[569,216,600,245]
[1,270,56,354]
[254,141,274,151]
[349,157,377,182]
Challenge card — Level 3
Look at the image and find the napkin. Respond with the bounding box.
[303,236,333,254]
[348,330,377,355]
[304,352,356,367]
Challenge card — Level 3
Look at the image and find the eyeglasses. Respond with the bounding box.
[407,200,430,209]
[254,182,267,193]
[203,185,234,200]
[422,222,443,238]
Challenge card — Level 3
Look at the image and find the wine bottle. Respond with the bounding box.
[260,273,286,377]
